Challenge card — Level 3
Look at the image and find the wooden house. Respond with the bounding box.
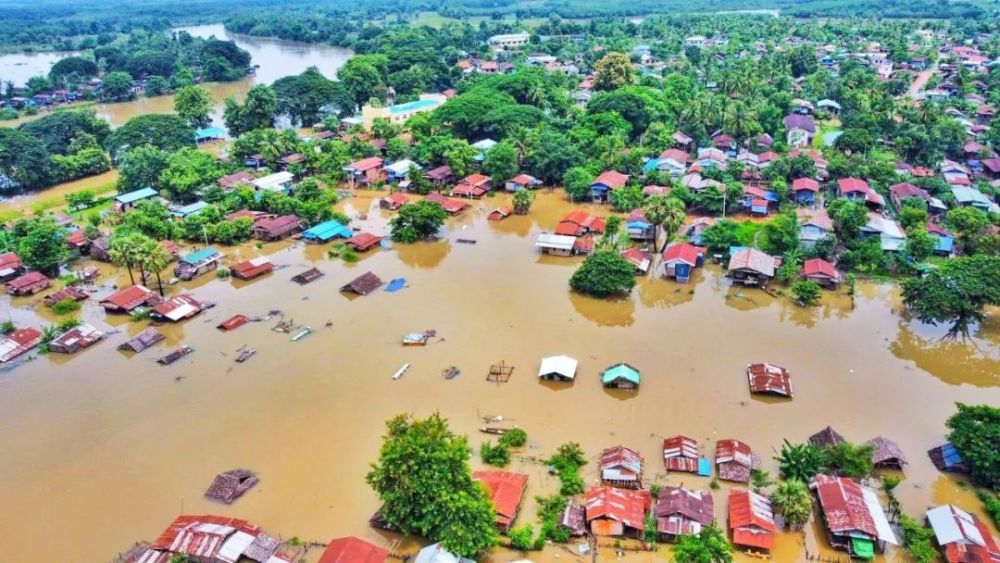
[599,445,644,489]
[810,426,846,448]
[345,232,383,252]
[619,248,651,274]
[343,157,385,188]
[655,486,714,542]
[585,486,650,538]
[663,435,702,474]
[661,243,705,283]
[716,439,757,483]
[0,327,42,363]
[928,443,967,473]
[341,271,383,295]
[5,271,50,296]
[302,220,352,243]
[48,324,103,354]
[217,171,255,190]
[423,165,455,187]
[425,192,467,215]
[590,170,629,203]
[505,174,541,192]
[791,178,819,205]
[0,252,24,281]
[174,247,222,280]
[43,286,88,306]
[317,537,388,563]
[204,469,259,505]
[727,248,778,286]
[926,504,1000,563]
[538,355,578,382]
[746,363,793,397]
[867,436,907,470]
[252,214,303,241]
[809,475,898,558]
[625,208,653,241]
[802,258,840,288]
[487,206,512,221]
[452,174,492,199]
[150,294,204,323]
[555,211,605,236]
[379,193,410,210]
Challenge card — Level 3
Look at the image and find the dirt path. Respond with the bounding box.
[907,58,938,96]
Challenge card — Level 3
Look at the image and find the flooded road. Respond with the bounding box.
[4,23,352,129]
[0,190,996,562]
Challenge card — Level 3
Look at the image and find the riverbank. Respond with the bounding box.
[0,189,996,561]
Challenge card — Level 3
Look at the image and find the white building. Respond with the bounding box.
[488,32,530,50]
[252,171,295,193]
[361,93,447,129]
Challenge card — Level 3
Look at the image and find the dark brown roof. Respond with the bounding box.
[341,271,383,295]
[809,426,846,448]
[205,469,258,504]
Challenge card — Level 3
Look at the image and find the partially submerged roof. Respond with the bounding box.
[747,363,793,397]
[727,248,776,277]
[472,470,528,529]
[867,436,907,466]
[118,327,165,353]
[318,537,389,563]
[809,475,898,545]
[729,489,776,550]
[181,247,220,265]
[602,363,640,385]
[341,271,383,295]
[809,425,846,448]
[538,355,578,379]
[205,469,259,505]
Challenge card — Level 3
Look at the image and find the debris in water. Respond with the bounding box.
[158,346,193,365]
[442,366,460,379]
[392,363,411,380]
[235,348,256,363]
[386,278,407,292]
[290,326,312,341]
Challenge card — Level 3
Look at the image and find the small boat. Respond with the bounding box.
[482,415,505,423]
[235,348,256,363]
[158,346,193,365]
[480,426,512,435]
[441,366,460,379]
[290,326,312,341]
[402,332,429,346]
[392,363,411,380]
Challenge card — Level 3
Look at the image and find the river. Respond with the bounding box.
[2,23,353,129]
[0,50,78,87]
[0,189,996,562]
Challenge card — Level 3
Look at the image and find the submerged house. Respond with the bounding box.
[619,248,652,274]
[590,170,629,203]
[0,327,42,363]
[380,193,411,210]
[48,324,103,354]
[150,294,204,323]
[174,247,223,280]
[5,271,51,296]
[746,363,793,398]
[809,474,898,558]
[205,469,259,505]
[585,486,650,538]
[535,233,578,257]
[100,285,160,314]
[425,192,467,215]
[317,537,389,563]
[625,208,653,241]
[341,271,383,295]
[926,504,1000,563]
[928,443,967,473]
[728,489,776,553]
[599,445,644,489]
[716,439,757,483]
[538,355,578,382]
[345,232,383,252]
[810,426,846,448]
[252,214,303,241]
[452,174,493,199]
[505,173,541,191]
[231,256,273,281]
[727,248,778,286]
[343,157,385,188]
[0,251,24,281]
[663,435,702,474]
[555,211,606,236]
[655,486,714,542]
[118,327,165,353]
[472,470,528,533]
[802,258,840,288]
[661,243,705,283]
[302,220,352,243]
[127,515,294,563]
[867,436,907,470]
[601,363,640,389]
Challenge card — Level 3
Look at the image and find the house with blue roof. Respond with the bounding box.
[114,188,158,211]
[174,246,222,280]
[171,201,210,220]
[195,127,225,143]
[302,220,352,243]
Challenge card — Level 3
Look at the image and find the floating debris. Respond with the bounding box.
[235,348,256,363]
[441,366,461,379]
[480,426,514,435]
[402,332,429,346]
[385,278,407,292]
[456,238,477,244]
[217,314,249,331]
[290,326,312,341]
[487,361,514,383]
[392,363,411,380]
[158,346,193,365]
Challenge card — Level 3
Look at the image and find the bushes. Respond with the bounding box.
[899,515,939,563]
[480,441,510,467]
[499,428,527,448]
[545,442,587,496]
[509,524,536,551]
[791,280,821,305]
[51,299,81,315]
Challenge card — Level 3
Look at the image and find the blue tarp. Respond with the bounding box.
[697,458,712,477]
[195,126,225,141]
[386,278,407,292]
[301,220,351,242]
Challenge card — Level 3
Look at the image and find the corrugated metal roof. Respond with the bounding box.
[747,363,794,397]
[729,489,776,548]
[538,355,577,379]
[473,470,528,528]
[318,537,388,563]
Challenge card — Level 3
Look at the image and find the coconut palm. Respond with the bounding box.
[139,239,171,297]
[643,195,686,252]
[512,189,534,215]
[107,234,140,285]
[770,479,812,529]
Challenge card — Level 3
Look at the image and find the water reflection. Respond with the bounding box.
[636,274,696,309]
[395,239,451,269]
[890,318,1000,387]
[567,290,635,327]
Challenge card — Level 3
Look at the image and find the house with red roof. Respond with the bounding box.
[473,470,529,532]
[791,178,820,205]
[4,271,50,296]
[655,486,714,542]
[661,243,705,283]
[318,537,388,563]
[231,256,273,281]
[663,435,701,473]
[599,445,644,488]
[150,294,204,323]
[810,475,898,558]
[0,327,42,363]
[252,214,303,241]
[487,206,513,221]
[837,178,885,210]
[125,514,294,563]
[425,192,467,215]
[555,210,606,237]
[590,170,629,203]
[344,157,385,188]
[784,114,816,146]
[716,439,756,483]
[100,285,160,313]
[505,173,541,192]
[380,193,410,210]
[452,174,493,198]
[0,251,24,281]
[345,232,383,252]
[619,248,652,274]
[585,486,650,537]
[926,504,1000,563]
[802,258,840,288]
[729,490,776,552]
[727,248,778,286]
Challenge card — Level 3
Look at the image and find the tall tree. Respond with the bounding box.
[16,217,66,276]
[769,479,812,529]
[0,128,51,191]
[946,403,1000,489]
[901,256,1000,336]
[139,238,171,296]
[173,85,213,129]
[108,233,141,285]
[644,195,686,250]
[222,84,277,135]
[593,52,634,91]
[105,114,196,159]
[483,141,519,184]
[672,521,733,563]
[366,414,497,558]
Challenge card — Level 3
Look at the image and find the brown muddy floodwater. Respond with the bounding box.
[4,23,353,130]
[0,190,997,562]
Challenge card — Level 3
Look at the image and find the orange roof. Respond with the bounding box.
[318,536,388,563]
[593,170,629,189]
[460,174,491,187]
[473,470,528,528]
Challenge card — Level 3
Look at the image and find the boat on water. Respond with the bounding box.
[402,332,429,346]
[392,363,411,380]
[480,426,513,435]
[158,346,193,365]
[290,326,312,341]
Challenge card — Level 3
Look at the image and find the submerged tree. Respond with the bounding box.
[512,189,534,215]
[901,256,1000,337]
[946,403,1000,489]
[672,521,733,563]
[769,479,812,529]
[775,439,823,482]
[569,250,636,297]
[390,200,448,243]
[366,414,497,557]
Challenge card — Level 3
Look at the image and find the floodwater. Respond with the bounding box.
[0,50,78,87]
[4,23,353,129]
[0,190,997,562]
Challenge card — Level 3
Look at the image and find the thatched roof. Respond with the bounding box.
[205,469,259,504]
[809,426,845,448]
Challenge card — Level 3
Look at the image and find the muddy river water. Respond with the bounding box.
[0,189,996,562]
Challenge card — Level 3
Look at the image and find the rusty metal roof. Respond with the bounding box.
[318,537,388,563]
[341,271,383,295]
[655,486,714,526]
[473,470,528,528]
[599,445,644,483]
[747,363,793,397]
[585,486,649,532]
[100,285,156,311]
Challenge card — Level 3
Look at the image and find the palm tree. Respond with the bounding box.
[643,196,686,252]
[140,240,171,297]
[108,234,139,285]
[770,479,812,529]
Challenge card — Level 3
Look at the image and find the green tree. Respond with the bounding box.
[100,71,135,101]
[499,428,527,448]
[593,52,634,91]
[366,414,497,557]
[946,403,1000,489]
[903,226,934,262]
[827,199,868,243]
[18,109,110,154]
[821,441,874,480]
[158,147,223,203]
[563,166,593,202]
[480,441,510,466]
[339,56,388,109]
[569,250,636,297]
[610,184,643,212]
[17,217,66,276]
[672,521,733,563]
[390,200,448,243]
[108,233,143,285]
[899,515,939,563]
[49,56,98,83]
[223,84,277,135]
[0,128,52,190]
[792,280,821,305]
[901,256,1000,336]
[776,440,823,482]
[173,85,213,129]
[946,207,991,255]
[483,141,519,185]
[513,189,534,215]
[509,524,536,551]
[898,205,928,231]
[701,219,741,255]
[144,76,170,96]
[105,114,195,159]
[139,237,172,296]
[644,195,686,249]
[770,479,812,529]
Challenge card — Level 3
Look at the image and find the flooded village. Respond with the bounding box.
[1,4,1000,563]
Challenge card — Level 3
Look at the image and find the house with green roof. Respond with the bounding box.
[602,363,641,390]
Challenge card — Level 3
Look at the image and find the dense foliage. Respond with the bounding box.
[946,403,1000,490]
[569,250,636,297]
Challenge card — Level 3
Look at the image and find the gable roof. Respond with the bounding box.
[727,248,776,277]
[599,445,644,482]
[662,243,703,266]
[341,271,383,295]
[784,114,816,132]
[655,486,714,525]
[803,258,837,279]
[747,363,793,397]
[809,475,898,545]
[592,170,629,189]
[472,470,528,529]
[347,157,384,172]
[729,490,776,550]
[585,486,649,530]
[318,537,388,563]
[100,285,156,311]
[792,178,820,192]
